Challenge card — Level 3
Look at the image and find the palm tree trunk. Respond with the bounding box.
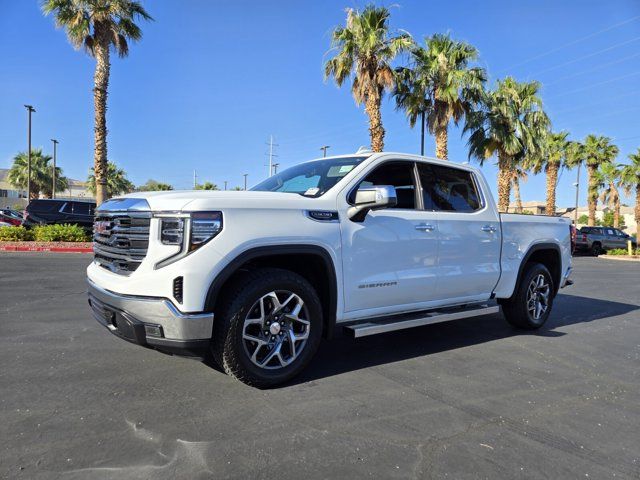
[587,164,597,226]
[636,186,640,242]
[513,177,523,213]
[420,111,425,156]
[93,26,111,206]
[435,125,448,160]
[546,161,558,216]
[365,90,384,152]
[613,189,620,228]
[497,151,512,213]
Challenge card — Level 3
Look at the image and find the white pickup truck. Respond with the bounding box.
[87,151,573,387]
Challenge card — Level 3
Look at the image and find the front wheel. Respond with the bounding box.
[211,268,323,388]
[501,262,554,330]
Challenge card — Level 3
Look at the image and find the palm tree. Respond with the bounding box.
[529,131,573,216]
[87,161,134,197]
[394,34,486,160]
[232,186,243,191]
[594,163,623,228]
[465,77,549,212]
[324,5,412,152]
[510,163,528,213]
[620,148,640,240]
[8,149,68,199]
[571,135,619,226]
[42,0,152,206]
[195,182,219,190]
[137,180,173,192]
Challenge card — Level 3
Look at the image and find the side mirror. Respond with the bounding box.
[348,185,397,222]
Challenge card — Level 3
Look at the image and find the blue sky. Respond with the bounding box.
[1,0,639,206]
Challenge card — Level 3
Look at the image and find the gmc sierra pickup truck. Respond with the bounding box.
[87,151,573,387]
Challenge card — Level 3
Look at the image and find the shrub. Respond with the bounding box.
[0,226,34,241]
[606,248,639,256]
[32,224,90,242]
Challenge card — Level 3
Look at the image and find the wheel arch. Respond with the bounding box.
[509,242,562,299]
[205,245,338,338]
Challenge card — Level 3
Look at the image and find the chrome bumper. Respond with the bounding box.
[87,278,213,355]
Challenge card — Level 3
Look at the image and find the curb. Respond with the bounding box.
[0,246,93,254]
[600,255,640,262]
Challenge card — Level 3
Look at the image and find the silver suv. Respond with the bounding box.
[575,226,636,255]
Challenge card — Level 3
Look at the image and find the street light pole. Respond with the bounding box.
[51,139,59,199]
[320,145,330,158]
[243,174,248,191]
[224,181,228,191]
[24,105,36,201]
[573,162,581,225]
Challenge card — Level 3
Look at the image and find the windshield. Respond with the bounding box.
[251,156,367,197]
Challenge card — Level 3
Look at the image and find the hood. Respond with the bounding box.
[107,190,323,212]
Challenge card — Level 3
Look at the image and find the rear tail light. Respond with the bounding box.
[570,225,576,253]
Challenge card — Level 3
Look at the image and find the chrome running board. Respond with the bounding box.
[344,304,500,338]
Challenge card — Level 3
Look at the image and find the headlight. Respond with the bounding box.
[156,211,223,268]
[189,212,223,250]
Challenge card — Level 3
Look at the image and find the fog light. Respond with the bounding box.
[144,324,163,338]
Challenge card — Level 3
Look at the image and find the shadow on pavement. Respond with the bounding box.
[287,294,639,385]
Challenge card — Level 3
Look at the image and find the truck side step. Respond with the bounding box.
[343,304,500,338]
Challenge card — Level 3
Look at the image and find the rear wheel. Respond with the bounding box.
[211,268,323,388]
[502,262,554,330]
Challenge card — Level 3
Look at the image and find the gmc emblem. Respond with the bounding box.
[94,221,111,235]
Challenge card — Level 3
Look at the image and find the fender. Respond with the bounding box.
[204,244,338,337]
[508,242,562,299]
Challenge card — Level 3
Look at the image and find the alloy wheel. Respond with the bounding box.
[526,273,550,322]
[241,291,310,370]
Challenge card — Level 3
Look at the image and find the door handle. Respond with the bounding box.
[415,223,435,232]
[481,225,497,233]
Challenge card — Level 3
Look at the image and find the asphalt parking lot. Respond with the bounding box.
[1,253,639,479]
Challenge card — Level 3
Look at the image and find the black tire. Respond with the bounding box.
[501,262,554,330]
[591,242,602,256]
[211,268,323,388]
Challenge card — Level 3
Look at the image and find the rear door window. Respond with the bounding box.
[72,203,94,215]
[427,164,481,212]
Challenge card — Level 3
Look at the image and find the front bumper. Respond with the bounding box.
[87,278,213,358]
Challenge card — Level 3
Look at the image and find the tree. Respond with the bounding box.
[43,0,152,206]
[87,161,134,197]
[232,186,243,191]
[510,163,528,213]
[570,135,619,226]
[601,211,625,228]
[594,163,623,228]
[195,182,219,190]
[394,34,485,160]
[324,5,412,152]
[620,148,640,240]
[465,77,549,212]
[529,131,574,216]
[8,149,68,199]
[137,180,173,191]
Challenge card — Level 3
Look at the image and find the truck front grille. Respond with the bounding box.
[93,212,152,275]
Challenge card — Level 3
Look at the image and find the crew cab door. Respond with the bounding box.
[419,162,501,301]
[339,160,439,317]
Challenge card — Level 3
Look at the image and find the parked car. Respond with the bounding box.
[23,199,96,229]
[0,209,23,226]
[575,226,637,255]
[87,150,573,387]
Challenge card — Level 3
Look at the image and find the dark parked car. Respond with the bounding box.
[575,226,637,255]
[23,199,96,229]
